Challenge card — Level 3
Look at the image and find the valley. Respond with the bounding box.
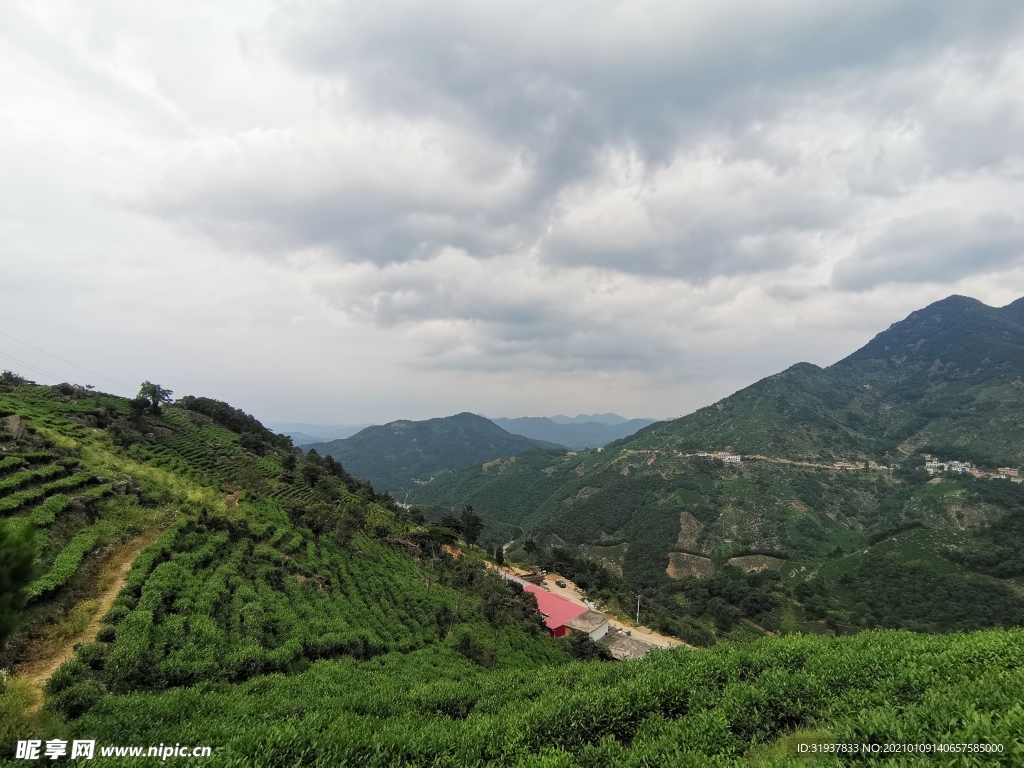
[1,293,1023,765]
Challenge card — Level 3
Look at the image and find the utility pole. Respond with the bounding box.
[636,594,641,626]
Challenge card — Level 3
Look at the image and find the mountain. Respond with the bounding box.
[410,294,1024,633]
[281,430,333,445]
[302,412,566,493]
[490,416,657,450]
[624,294,1024,465]
[3,377,1023,764]
[266,422,374,443]
[550,412,639,425]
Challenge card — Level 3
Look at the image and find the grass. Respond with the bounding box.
[36,601,100,657]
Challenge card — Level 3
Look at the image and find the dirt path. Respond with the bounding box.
[741,617,777,636]
[14,530,162,713]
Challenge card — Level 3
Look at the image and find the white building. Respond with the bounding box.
[565,610,611,642]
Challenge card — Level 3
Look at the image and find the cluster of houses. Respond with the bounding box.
[695,451,742,463]
[922,455,1022,483]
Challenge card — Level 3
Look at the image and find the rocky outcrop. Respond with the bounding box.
[1,414,29,439]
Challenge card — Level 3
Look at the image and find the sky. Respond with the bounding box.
[2,1,1024,425]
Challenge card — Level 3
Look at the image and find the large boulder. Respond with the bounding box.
[1,414,28,439]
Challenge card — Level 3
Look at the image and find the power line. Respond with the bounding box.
[0,349,63,383]
[0,330,132,392]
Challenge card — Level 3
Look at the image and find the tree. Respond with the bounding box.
[439,514,463,535]
[230,463,267,494]
[0,370,32,387]
[0,521,36,650]
[566,631,614,661]
[280,452,297,483]
[300,461,321,486]
[495,545,505,566]
[459,505,483,547]
[127,397,149,421]
[138,382,173,415]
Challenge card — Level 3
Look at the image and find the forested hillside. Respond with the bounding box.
[303,412,564,494]
[2,373,1023,765]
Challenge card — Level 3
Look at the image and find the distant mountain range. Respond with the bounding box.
[267,422,374,445]
[302,412,564,493]
[548,413,645,425]
[489,416,656,450]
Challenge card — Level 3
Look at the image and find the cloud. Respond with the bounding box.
[5,0,1024,421]
[833,207,1024,291]
[119,0,1024,287]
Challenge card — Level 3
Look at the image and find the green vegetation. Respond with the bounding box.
[0,520,34,648]
[410,296,1024,643]
[53,629,1024,766]
[26,494,71,527]
[0,380,575,763]
[26,529,101,601]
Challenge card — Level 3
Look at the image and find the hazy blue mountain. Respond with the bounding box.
[490,416,657,449]
[549,413,644,425]
[303,412,565,493]
[283,431,337,446]
[267,422,374,443]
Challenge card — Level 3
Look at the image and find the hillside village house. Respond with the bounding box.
[521,584,617,642]
[565,610,611,642]
[522,584,588,638]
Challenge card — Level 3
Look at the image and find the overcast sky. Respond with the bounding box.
[3,1,1024,424]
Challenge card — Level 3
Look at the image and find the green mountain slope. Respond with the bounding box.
[1,379,572,755]
[304,412,565,493]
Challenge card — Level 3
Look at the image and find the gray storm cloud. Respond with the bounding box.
[129,1,1024,290]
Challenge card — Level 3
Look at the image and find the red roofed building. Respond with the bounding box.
[522,583,588,637]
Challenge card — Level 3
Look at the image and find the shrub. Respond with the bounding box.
[49,678,105,720]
